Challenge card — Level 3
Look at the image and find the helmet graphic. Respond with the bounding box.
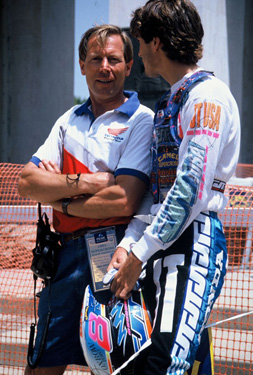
[80,285,152,375]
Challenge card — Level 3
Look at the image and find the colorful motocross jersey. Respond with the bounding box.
[31,91,154,233]
[119,69,241,261]
[151,70,213,203]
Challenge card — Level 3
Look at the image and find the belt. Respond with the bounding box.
[62,224,127,243]
[62,227,91,242]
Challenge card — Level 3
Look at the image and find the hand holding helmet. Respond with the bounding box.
[80,264,151,375]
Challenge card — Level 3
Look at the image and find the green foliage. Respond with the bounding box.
[74,96,86,105]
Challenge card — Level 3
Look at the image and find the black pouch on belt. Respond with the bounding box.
[31,203,62,281]
[28,202,62,369]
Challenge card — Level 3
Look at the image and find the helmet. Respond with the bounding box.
[80,285,152,375]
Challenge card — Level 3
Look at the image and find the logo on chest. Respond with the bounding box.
[105,124,129,142]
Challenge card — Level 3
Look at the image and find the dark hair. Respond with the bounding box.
[130,0,204,64]
[79,24,133,63]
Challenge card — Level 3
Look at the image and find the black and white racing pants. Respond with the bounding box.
[135,211,227,375]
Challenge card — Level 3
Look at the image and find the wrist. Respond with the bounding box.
[62,197,73,216]
[129,250,142,265]
[66,173,81,184]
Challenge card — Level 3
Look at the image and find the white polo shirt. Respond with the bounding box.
[31,91,154,232]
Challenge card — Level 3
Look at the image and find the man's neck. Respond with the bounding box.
[159,57,199,86]
[90,94,127,118]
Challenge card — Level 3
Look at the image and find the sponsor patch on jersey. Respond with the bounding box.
[189,102,221,132]
[107,125,129,136]
[157,109,164,118]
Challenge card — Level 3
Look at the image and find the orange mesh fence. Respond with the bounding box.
[0,163,88,374]
[0,162,252,374]
[209,180,253,375]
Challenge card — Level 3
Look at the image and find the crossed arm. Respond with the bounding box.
[18,160,147,219]
[19,160,146,298]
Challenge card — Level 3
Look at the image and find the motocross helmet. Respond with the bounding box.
[80,285,152,375]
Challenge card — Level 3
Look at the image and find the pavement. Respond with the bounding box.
[0,268,252,374]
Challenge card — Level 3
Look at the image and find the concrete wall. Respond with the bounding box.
[0,0,74,164]
[237,0,253,165]
[1,0,252,164]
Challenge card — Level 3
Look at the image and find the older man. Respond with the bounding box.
[19,24,154,375]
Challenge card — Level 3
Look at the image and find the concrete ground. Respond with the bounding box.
[0,268,252,375]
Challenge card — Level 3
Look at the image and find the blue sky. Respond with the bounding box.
[74,0,109,99]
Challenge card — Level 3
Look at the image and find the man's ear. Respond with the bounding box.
[125,60,134,77]
[79,59,86,76]
[152,37,161,52]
